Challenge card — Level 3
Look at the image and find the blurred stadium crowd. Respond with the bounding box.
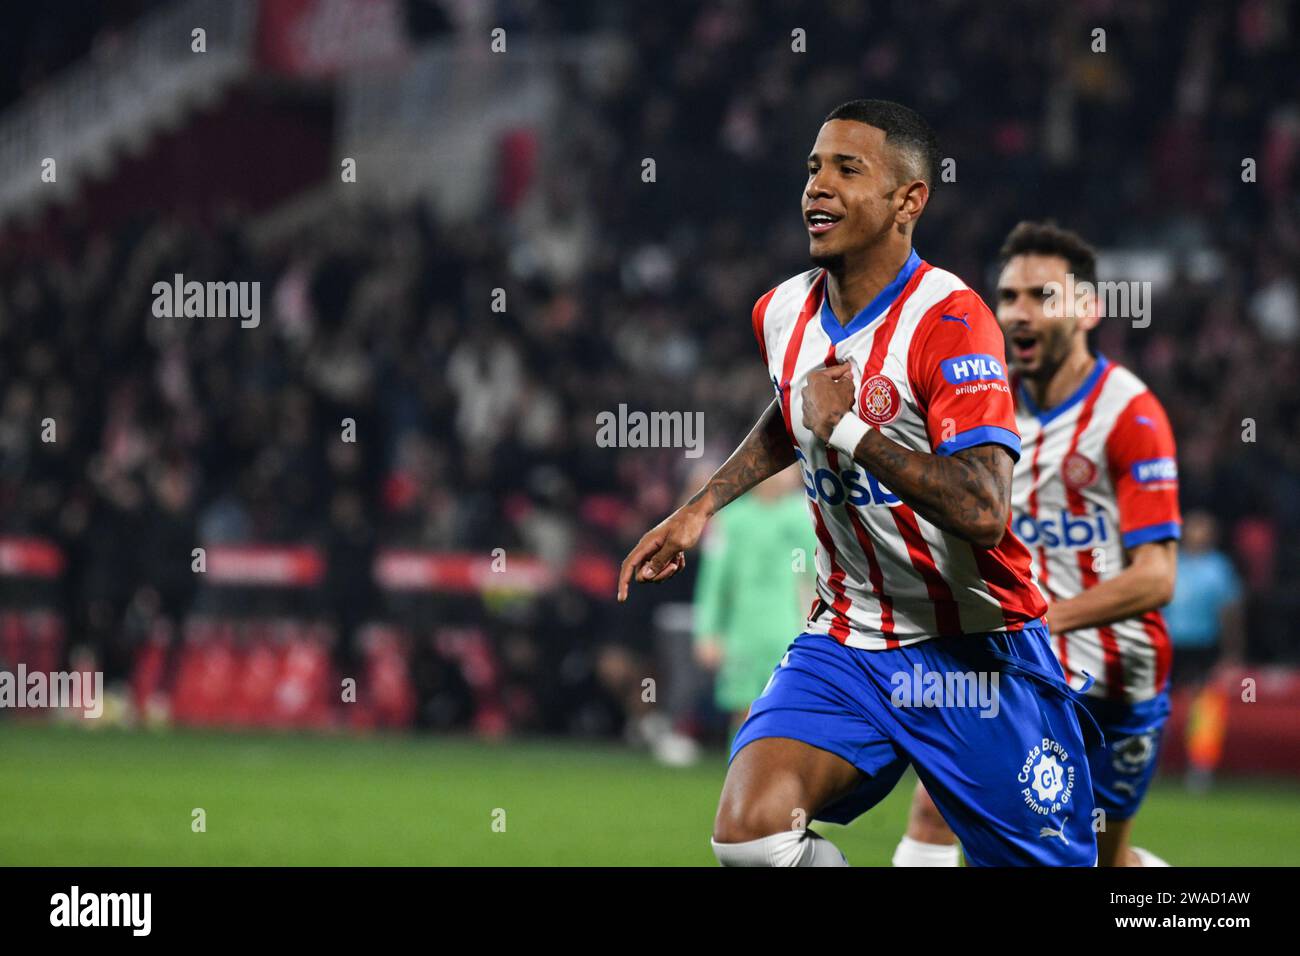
[1,0,1297,738]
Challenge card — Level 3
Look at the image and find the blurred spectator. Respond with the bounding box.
[693,466,816,735]
[1166,510,1245,791]
[1168,511,1246,678]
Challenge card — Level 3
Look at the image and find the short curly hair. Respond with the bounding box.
[825,99,941,189]
[998,220,1098,287]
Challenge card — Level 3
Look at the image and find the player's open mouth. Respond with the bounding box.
[806,210,842,235]
[1010,334,1038,363]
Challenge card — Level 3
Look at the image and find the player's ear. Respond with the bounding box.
[1076,288,1102,332]
[896,178,929,225]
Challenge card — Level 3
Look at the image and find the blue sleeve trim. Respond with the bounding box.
[936,425,1022,462]
[1122,522,1182,549]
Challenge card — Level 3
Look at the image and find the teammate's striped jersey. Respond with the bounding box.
[1011,355,1181,702]
[752,250,1046,649]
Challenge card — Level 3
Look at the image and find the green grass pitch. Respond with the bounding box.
[2,723,1296,865]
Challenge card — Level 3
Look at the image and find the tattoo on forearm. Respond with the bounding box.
[688,400,795,513]
[854,432,1011,544]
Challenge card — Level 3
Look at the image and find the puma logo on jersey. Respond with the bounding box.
[1038,820,1070,845]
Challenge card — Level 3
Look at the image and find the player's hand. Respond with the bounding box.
[802,361,855,442]
[616,503,708,602]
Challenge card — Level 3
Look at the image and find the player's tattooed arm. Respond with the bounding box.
[851,432,1012,548]
[800,362,1011,546]
[687,398,795,516]
[617,400,794,601]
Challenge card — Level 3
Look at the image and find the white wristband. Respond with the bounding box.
[827,412,870,458]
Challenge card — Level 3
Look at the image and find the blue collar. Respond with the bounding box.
[1019,353,1110,426]
[819,249,923,344]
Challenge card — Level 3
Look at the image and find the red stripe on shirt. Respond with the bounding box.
[818,341,897,638]
[970,547,1024,631]
[778,274,824,440]
[1023,425,1065,662]
[893,507,965,637]
[752,287,778,366]
[962,416,1043,633]
[809,505,853,642]
[1093,627,1124,697]
[779,274,852,639]
[848,263,963,640]
[1062,362,1125,696]
[866,270,962,637]
[1144,610,1173,695]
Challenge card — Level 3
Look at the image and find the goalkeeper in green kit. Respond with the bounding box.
[693,465,819,734]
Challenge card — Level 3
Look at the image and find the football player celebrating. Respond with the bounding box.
[619,102,1098,866]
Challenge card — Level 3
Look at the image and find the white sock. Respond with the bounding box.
[892,835,960,867]
[1130,846,1170,867]
[712,829,849,867]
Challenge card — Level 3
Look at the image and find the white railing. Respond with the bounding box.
[0,0,256,225]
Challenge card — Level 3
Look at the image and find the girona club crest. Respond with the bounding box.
[858,374,901,426]
[1062,451,1097,490]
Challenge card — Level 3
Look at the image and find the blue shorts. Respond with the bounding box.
[730,621,1101,866]
[1080,690,1170,822]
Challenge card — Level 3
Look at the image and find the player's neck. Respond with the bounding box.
[1026,347,1097,412]
[822,244,913,326]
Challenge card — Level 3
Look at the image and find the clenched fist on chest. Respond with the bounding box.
[801,361,857,442]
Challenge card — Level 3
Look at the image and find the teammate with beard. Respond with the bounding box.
[894,222,1180,867]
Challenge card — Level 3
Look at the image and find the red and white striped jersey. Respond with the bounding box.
[752,251,1047,649]
[1011,356,1181,702]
